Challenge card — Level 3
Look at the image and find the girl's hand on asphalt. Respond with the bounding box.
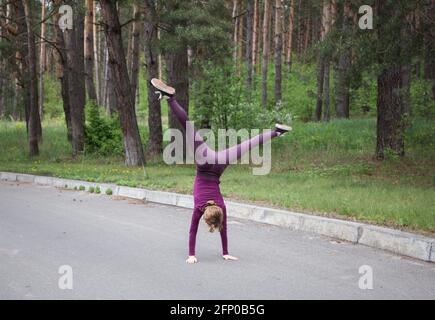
[186,256,198,264]
[223,255,238,261]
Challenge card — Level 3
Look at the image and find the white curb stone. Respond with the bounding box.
[118,186,147,200]
[34,176,54,186]
[358,225,433,261]
[145,190,179,206]
[300,215,361,243]
[16,173,35,183]
[1,172,17,181]
[1,171,434,263]
[176,194,194,209]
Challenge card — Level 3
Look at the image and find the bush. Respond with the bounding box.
[411,79,435,118]
[85,101,123,156]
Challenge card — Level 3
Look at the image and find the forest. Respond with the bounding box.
[0,0,434,233]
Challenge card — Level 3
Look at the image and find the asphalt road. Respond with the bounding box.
[0,181,434,299]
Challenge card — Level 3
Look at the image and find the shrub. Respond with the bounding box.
[411,79,435,118]
[79,185,85,191]
[105,188,113,195]
[95,186,101,194]
[89,186,95,193]
[85,101,123,156]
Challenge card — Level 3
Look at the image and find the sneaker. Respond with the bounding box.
[150,78,176,98]
[275,123,292,135]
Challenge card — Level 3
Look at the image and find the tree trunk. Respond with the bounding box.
[102,43,108,111]
[53,0,72,141]
[0,2,5,118]
[335,0,351,119]
[93,0,100,104]
[232,0,240,67]
[22,0,41,157]
[39,0,46,119]
[286,0,295,68]
[315,0,333,122]
[423,30,435,100]
[143,2,163,157]
[376,66,405,159]
[296,0,302,54]
[303,12,311,52]
[261,0,271,108]
[13,1,30,127]
[165,50,189,131]
[129,3,141,105]
[252,0,259,70]
[84,0,97,102]
[246,0,254,92]
[274,0,283,104]
[64,0,86,156]
[315,54,325,121]
[100,0,145,166]
[323,59,330,121]
[402,64,411,115]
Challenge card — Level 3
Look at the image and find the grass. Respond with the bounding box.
[0,118,434,234]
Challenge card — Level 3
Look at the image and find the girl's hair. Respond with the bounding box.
[203,200,223,233]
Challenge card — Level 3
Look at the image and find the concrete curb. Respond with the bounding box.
[1,171,434,263]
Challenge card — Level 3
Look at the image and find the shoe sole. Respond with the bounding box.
[275,123,292,132]
[151,78,176,95]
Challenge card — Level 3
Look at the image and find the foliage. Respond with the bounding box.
[43,75,64,119]
[157,0,232,57]
[84,101,123,156]
[411,79,435,118]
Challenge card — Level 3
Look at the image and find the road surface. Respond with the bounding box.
[0,181,434,299]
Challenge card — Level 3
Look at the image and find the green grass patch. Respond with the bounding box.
[0,118,434,234]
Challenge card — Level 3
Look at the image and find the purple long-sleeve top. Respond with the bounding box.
[189,171,228,256]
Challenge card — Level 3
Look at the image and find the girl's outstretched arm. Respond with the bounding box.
[220,207,238,261]
[187,208,202,263]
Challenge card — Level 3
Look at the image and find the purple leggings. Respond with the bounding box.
[167,98,279,256]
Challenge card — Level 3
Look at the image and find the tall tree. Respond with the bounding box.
[322,0,336,122]
[296,0,302,54]
[232,0,243,74]
[38,0,46,119]
[84,0,97,102]
[143,0,163,157]
[252,0,259,69]
[100,0,145,166]
[22,0,41,156]
[52,0,72,141]
[286,0,295,68]
[422,0,435,100]
[334,0,352,119]
[0,1,5,118]
[261,0,271,108]
[129,3,141,105]
[93,0,100,104]
[165,50,189,132]
[246,0,254,92]
[315,0,333,122]
[274,0,283,104]
[12,1,29,125]
[64,0,86,156]
[315,0,327,121]
[374,0,414,159]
